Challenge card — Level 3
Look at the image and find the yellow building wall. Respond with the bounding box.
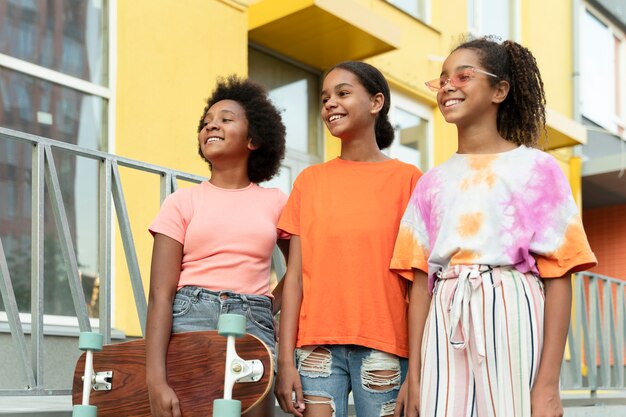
[522,0,574,118]
[522,2,584,175]
[521,1,577,185]
[427,0,475,164]
[114,0,248,336]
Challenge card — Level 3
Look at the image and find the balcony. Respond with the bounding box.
[248,0,401,69]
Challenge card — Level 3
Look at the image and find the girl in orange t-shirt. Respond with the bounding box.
[275,61,422,417]
[145,76,289,417]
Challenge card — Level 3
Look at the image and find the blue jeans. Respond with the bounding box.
[171,286,276,357]
[295,345,407,417]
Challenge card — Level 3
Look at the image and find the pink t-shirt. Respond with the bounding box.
[149,181,289,296]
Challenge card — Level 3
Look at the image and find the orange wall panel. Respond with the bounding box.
[583,204,626,280]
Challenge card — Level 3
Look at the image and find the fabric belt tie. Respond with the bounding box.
[438,265,500,362]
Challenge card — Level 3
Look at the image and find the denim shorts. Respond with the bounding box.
[171,286,276,357]
[295,344,408,417]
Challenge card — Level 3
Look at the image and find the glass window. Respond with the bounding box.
[0,69,105,317]
[386,0,429,22]
[249,47,323,193]
[580,9,618,131]
[7,182,16,216]
[267,78,310,154]
[263,164,294,195]
[616,35,622,126]
[0,0,109,320]
[0,0,107,85]
[468,0,477,31]
[0,68,106,147]
[387,91,432,171]
[468,0,517,41]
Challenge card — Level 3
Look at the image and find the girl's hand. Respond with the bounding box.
[530,383,563,417]
[393,379,408,417]
[273,316,280,342]
[404,377,421,417]
[275,363,305,417]
[148,382,182,417]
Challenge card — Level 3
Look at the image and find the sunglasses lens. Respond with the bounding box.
[425,79,441,91]
[451,70,473,87]
[426,68,491,92]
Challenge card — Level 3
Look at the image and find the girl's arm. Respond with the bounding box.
[531,274,572,417]
[145,233,183,417]
[403,270,431,417]
[274,235,305,417]
[271,238,290,315]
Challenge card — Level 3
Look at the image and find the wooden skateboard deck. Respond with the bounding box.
[72,330,273,416]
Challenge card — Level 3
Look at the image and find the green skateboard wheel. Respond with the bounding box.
[72,404,97,417]
[213,399,241,417]
[78,332,103,351]
[217,314,246,337]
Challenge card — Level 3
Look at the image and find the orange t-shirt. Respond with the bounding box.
[278,158,422,357]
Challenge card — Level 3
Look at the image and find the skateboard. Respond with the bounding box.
[71,314,273,417]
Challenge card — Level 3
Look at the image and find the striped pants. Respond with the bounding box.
[420,265,545,417]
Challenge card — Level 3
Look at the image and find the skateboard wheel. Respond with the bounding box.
[217,314,246,337]
[78,332,103,351]
[213,399,241,417]
[72,404,97,417]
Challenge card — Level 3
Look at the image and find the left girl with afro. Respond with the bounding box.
[146,75,289,417]
[197,75,286,184]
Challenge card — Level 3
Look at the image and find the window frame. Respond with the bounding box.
[467,0,521,41]
[385,0,431,24]
[248,43,324,192]
[386,90,434,171]
[579,3,626,135]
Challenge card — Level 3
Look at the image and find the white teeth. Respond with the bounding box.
[329,114,345,122]
[444,99,462,107]
[206,137,223,143]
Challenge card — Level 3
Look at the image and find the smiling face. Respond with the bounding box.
[320,68,382,140]
[437,48,507,128]
[197,99,254,163]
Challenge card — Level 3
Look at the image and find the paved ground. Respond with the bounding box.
[1,394,626,416]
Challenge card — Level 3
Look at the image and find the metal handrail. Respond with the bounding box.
[562,272,626,392]
[0,127,205,395]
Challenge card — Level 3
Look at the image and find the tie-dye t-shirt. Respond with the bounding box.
[391,145,597,292]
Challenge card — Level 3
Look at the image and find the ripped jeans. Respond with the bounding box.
[295,345,407,417]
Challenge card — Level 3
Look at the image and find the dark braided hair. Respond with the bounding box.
[197,75,286,183]
[453,36,546,147]
[326,61,395,150]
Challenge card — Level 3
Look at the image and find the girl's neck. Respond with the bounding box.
[339,133,389,162]
[456,124,517,154]
[208,163,251,189]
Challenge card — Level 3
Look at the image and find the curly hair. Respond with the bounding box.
[453,36,547,148]
[197,76,286,183]
[326,61,395,150]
